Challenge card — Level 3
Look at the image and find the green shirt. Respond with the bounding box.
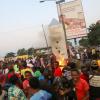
[8,85,27,100]
[14,64,19,73]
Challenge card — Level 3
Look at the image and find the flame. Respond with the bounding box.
[97,60,100,67]
[58,57,68,66]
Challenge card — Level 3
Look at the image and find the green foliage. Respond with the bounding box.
[88,23,100,46]
[27,47,34,55]
[79,38,89,47]
[79,22,100,47]
[5,52,15,58]
[17,48,27,56]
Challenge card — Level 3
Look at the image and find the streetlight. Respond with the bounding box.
[40,0,70,59]
[40,0,57,3]
[40,0,65,3]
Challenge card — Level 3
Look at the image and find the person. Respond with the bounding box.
[27,60,34,68]
[0,74,6,87]
[67,62,77,69]
[34,70,42,79]
[7,68,15,81]
[23,71,33,98]
[13,61,19,74]
[50,54,56,73]
[54,61,62,77]
[20,62,34,78]
[0,84,6,100]
[29,77,52,100]
[89,60,100,100]
[71,69,89,100]
[76,53,81,60]
[62,65,72,80]
[8,74,27,100]
[80,66,89,83]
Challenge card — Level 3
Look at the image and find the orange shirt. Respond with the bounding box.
[75,78,89,100]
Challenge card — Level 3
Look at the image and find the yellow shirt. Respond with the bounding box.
[21,68,34,78]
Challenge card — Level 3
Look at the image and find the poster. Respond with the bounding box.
[58,0,87,39]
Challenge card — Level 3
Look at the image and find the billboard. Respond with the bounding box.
[58,0,87,39]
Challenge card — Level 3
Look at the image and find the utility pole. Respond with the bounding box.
[40,0,70,59]
[42,24,49,48]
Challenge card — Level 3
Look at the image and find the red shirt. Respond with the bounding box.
[0,74,6,86]
[75,78,89,100]
[23,79,30,89]
[54,67,62,77]
[80,73,89,83]
[7,73,14,79]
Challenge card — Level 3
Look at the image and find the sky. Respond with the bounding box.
[0,0,100,57]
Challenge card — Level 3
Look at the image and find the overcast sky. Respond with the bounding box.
[0,0,100,57]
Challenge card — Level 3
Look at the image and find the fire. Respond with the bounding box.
[97,60,100,67]
[58,57,68,66]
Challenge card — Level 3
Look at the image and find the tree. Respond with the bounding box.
[88,23,100,46]
[79,22,100,47]
[67,41,72,46]
[5,52,15,58]
[27,47,34,55]
[79,38,89,47]
[17,48,27,56]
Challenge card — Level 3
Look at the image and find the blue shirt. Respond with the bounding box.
[39,75,45,80]
[30,90,52,100]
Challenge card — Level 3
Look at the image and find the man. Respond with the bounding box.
[8,74,27,100]
[89,61,100,100]
[62,65,72,80]
[71,69,89,100]
[20,62,34,78]
[54,61,62,77]
[13,61,19,74]
[29,77,52,100]
[23,71,33,98]
[80,66,89,83]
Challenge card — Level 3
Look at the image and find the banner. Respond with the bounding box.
[48,24,68,60]
[59,0,87,39]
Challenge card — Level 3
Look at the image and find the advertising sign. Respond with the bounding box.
[59,0,87,39]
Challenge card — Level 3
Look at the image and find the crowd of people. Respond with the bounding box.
[76,47,100,61]
[0,52,100,100]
